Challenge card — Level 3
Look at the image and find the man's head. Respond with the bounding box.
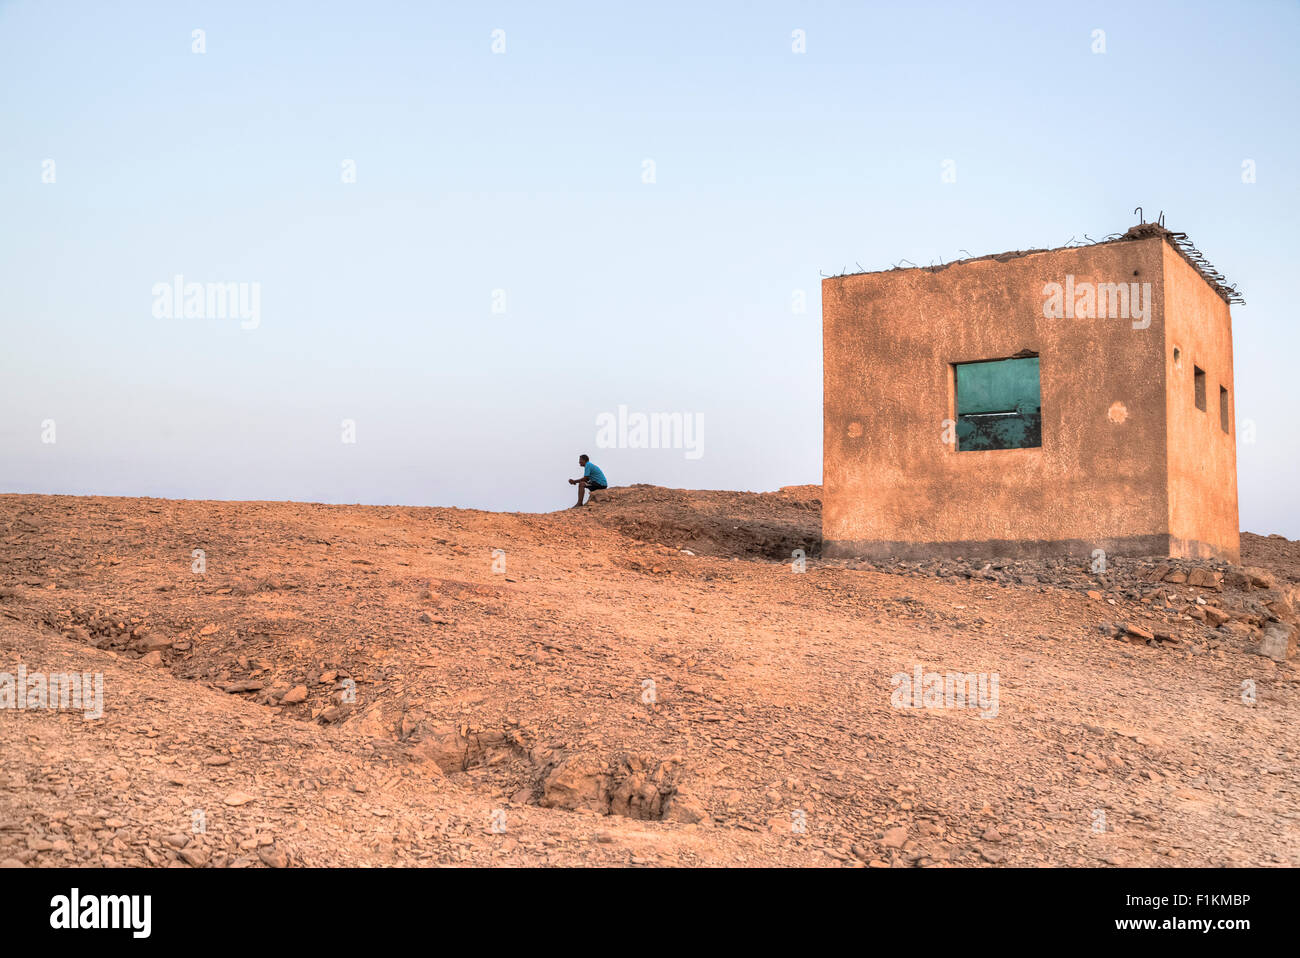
[578,454,589,466]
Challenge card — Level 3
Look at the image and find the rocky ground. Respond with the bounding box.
[1,486,1297,867]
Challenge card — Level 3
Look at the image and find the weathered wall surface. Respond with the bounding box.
[1162,243,1240,561]
[823,236,1172,559]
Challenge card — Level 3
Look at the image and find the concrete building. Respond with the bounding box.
[822,223,1242,562]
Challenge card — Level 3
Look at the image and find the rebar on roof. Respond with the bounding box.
[828,217,1245,306]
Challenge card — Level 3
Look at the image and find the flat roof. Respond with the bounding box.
[828,222,1244,305]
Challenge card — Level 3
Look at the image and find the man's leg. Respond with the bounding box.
[575,479,587,506]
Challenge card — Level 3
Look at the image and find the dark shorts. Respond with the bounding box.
[583,479,607,491]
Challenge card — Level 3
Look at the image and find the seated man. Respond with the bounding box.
[568,454,608,507]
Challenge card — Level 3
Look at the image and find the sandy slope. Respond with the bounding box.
[1,487,1297,867]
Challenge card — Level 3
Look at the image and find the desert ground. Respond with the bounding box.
[1,486,1297,868]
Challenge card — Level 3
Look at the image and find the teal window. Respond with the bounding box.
[955,356,1042,451]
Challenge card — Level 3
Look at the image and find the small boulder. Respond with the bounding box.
[661,792,709,825]
[880,825,908,849]
[1258,622,1296,662]
[1204,606,1231,627]
[135,631,173,651]
[540,755,610,813]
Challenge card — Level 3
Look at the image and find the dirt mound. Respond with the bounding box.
[1,489,1298,868]
[584,484,821,560]
[1242,532,1300,586]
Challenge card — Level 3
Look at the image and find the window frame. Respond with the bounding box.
[951,354,1043,453]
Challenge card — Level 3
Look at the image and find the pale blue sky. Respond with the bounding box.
[1,0,1296,534]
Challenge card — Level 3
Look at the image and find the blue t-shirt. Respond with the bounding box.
[583,461,607,487]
